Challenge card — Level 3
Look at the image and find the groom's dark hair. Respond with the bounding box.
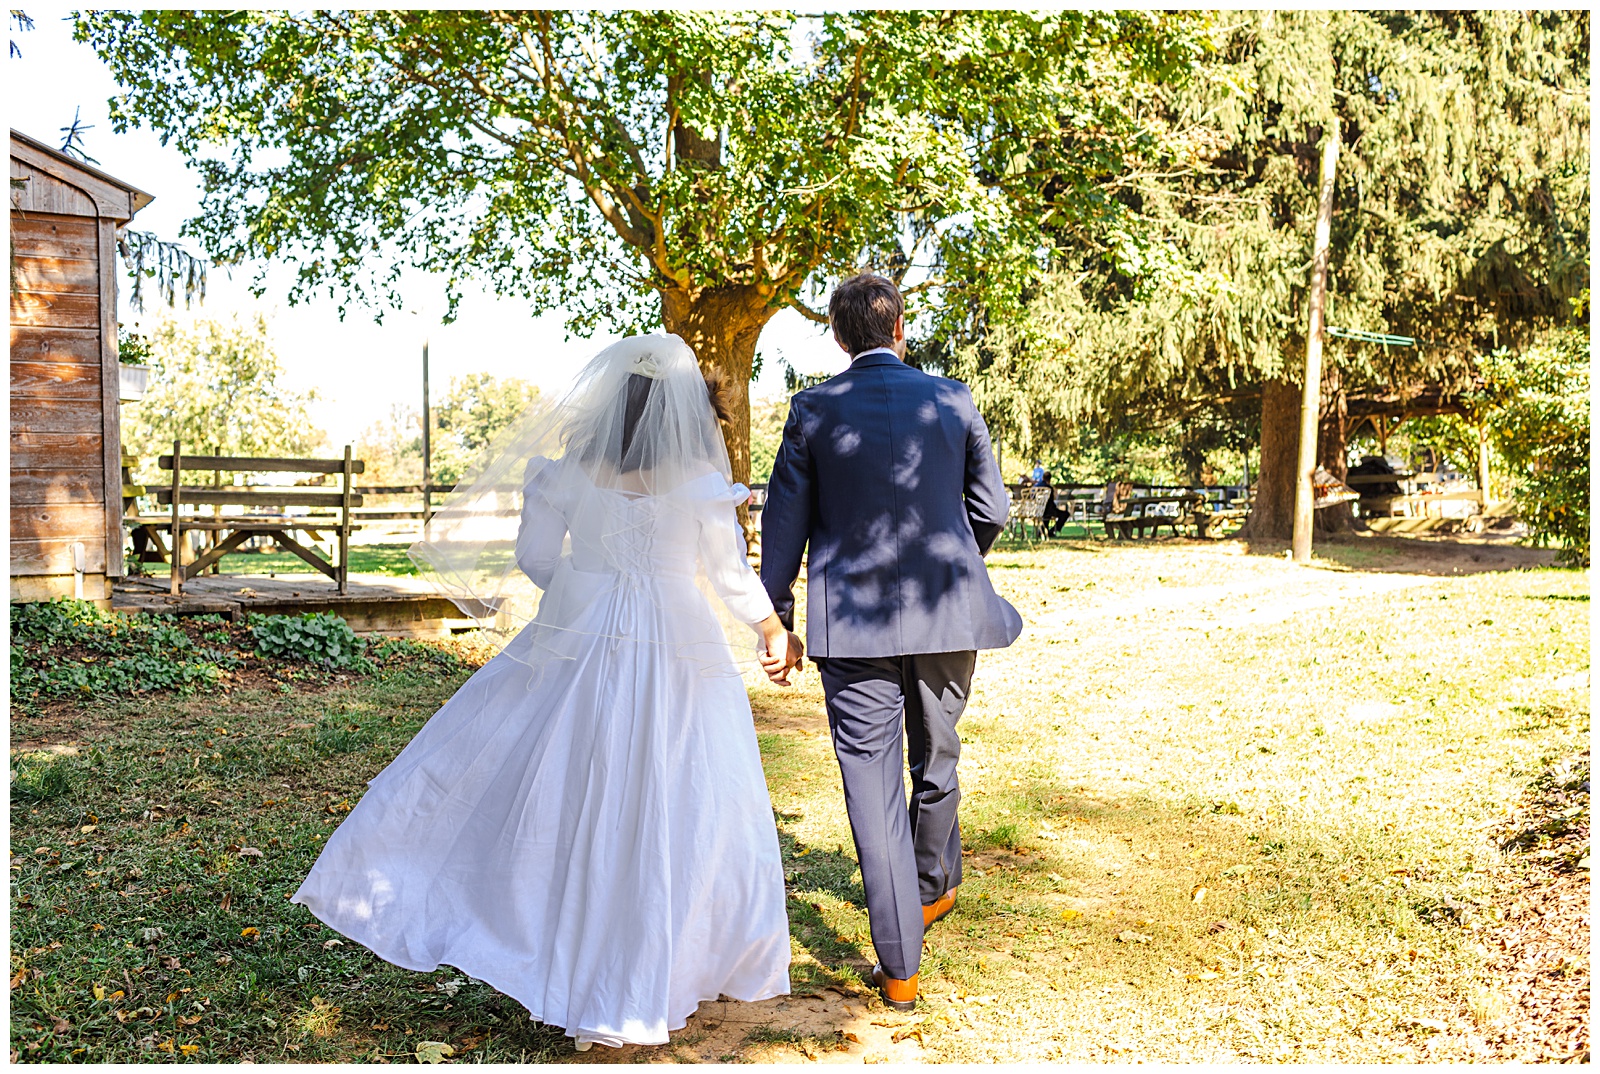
[829,274,903,356]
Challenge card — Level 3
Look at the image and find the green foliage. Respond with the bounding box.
[1477,322,1590,566]
[945,11,1589,464]
[121,313,326,473]
[76,10,1201,484]
[431,373,540,485]
[76,12,1196,327]
[249,613,372,671]
[116,324,152,365]
[9,601,242,703]
[748,395,790,484]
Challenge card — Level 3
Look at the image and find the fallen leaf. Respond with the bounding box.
[416,1041,455,1064]
[177,1014,202,1027]
[1059,908,1081,922]
[1115,930,1153,944]
[1189,969,1220,982]
[237,847,263,858]
[1191,885,1209,903]
[219,893,232,912]
[179,1043,199,1056]
[141,927,166,943]
[843,1032,861,1044]
[93,985,105,1001]
[240,927,260,940]
[1220,864,1251,878]
[157,1039,175,1053]
[891,1026,924,1045]
[322,939,345,950]
[80,825,96,834]
[51,1016,70,1034]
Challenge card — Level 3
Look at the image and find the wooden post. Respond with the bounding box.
[1292,117,1341,565]
[421,339,432,524]
[339,444,353,595]
[169,439,183,595]
[1476,422,1493,512]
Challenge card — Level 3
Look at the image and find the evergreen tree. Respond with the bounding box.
[945,11,1589,536]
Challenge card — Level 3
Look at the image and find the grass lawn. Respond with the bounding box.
[138,542,422,580]
[10,537,1588,1062]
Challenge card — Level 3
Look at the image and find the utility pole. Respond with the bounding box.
[1292,117,1341,565]
[421,338,432,524]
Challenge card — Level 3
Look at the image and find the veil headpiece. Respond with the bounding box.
[408,333,761,677]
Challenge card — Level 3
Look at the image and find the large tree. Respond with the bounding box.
[938,10,1589,535]
[77,10,1196,488]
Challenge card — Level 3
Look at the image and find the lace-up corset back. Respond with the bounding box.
[565,489,697,579]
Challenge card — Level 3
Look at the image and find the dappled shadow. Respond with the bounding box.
[1243,532,1565,577]
[763,356,1018,656]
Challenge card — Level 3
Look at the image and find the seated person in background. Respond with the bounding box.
[1102,477,1135,539]
[1040,475,1072,537]
[1031,459,1046,486]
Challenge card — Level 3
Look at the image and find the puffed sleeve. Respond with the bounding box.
[515,457,567,589]
[696,481,777,626]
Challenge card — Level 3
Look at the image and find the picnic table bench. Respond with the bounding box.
[126,441,364,595]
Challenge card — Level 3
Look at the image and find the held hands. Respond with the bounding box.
[758,614,805,686]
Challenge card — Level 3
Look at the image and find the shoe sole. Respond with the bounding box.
[879,993,916,1012]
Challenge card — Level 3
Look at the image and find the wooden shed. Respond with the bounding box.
[10,128,153,605]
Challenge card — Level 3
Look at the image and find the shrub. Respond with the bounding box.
[249,612,371,671]
[1478,313,1590,567]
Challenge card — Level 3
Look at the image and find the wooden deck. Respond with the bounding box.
[111,572,490,638]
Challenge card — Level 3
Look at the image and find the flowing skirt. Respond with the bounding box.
[291,576,791,1047]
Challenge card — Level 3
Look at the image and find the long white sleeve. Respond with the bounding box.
[697,499,776,626]
[515,466,567,589]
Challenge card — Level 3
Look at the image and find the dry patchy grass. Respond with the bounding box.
[9,538,1588,1062]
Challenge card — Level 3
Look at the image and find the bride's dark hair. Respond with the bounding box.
[613,368,732,472]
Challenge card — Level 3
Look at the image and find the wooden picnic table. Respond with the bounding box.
[1105,493,1205,540]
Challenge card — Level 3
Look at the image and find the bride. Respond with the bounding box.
[292,334,802,1051]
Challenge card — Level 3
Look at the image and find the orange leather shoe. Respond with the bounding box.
[923,887,958,928]
[871,964,918,1012]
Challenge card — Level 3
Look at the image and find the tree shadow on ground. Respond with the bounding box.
[1243,532,1564,577]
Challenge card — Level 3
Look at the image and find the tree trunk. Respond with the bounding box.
[660,283,775,544]
[1239,379,1301,540]
[1315,367,1354,533]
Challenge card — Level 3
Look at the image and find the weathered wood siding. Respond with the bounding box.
[11,135,152,604]
[9,207,112,597]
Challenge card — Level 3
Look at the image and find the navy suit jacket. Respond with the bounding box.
[760,349,1023,659]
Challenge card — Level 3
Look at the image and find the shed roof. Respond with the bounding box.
[10,128,155,220]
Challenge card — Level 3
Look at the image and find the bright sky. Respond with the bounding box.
[8,12,849,444]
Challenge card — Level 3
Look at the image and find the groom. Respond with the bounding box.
[760,274,1022,1011]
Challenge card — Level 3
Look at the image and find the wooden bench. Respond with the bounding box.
[126,441,365,595]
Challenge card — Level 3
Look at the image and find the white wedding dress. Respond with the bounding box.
[292,456,791,1049]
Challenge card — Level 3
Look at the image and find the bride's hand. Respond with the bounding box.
[758,614,796,686]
